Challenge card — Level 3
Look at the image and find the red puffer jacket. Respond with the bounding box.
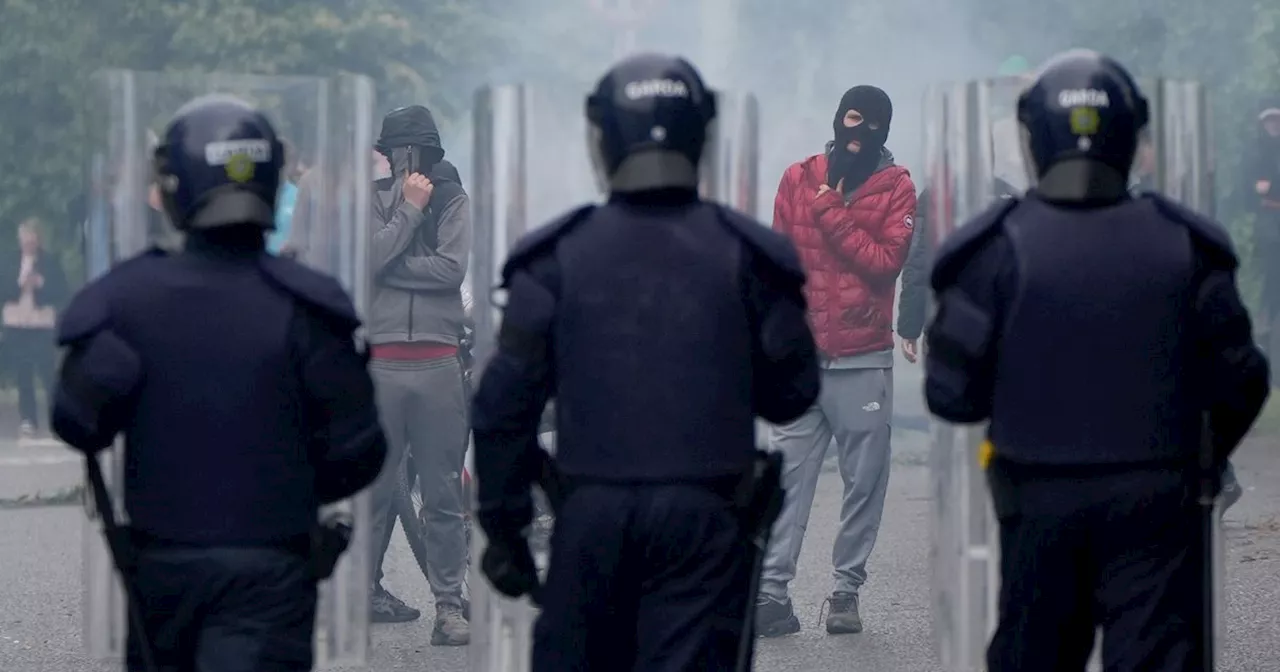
[773,149,917,358]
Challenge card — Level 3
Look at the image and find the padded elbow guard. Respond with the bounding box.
[924,288,996,423]
[52,330,142,453]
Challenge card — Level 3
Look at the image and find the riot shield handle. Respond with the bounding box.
[534,447,566,514]
[1198,414,1217,671]
[84,457,159,672]
[734,450,785,672]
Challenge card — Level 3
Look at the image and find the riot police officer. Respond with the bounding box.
[470,53,820,671]
[52,95,388,671]
[925,50,1270,671]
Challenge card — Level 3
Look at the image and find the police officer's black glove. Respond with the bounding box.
[481,533,539,599]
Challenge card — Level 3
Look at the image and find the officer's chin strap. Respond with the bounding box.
[1035,159,1129,205]
[1198,414,1217,672]
[85,457,159,672]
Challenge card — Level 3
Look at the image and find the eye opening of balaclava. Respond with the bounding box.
[829,85,893,192]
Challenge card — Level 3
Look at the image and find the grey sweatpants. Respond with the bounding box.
[761,367,894,602]
[368,356,470,606]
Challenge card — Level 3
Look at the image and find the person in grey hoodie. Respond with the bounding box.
[365,105,472,645]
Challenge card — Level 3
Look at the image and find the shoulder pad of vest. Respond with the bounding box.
[1146,193,1239,271]
[56,248,167,344]
[57,283,111,346]
[500,204,596,287]
[714,205,806,287]
[258,255,360,329]
[930,197,1019,291]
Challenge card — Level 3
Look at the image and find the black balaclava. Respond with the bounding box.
[829,85,893,193]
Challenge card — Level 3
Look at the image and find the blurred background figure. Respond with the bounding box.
[267,139,306,255]
[1,218,68,438]
[1253,98,1280,358]
[1130,132,1158,192]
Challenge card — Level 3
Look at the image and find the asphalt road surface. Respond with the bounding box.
[1,364,1278,671]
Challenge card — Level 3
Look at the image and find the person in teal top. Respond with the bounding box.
[267,179,297,254]
[997,54,1030,76]
[267,141,302,255]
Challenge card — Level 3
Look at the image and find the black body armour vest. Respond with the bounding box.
[109,249,322,544]
[551,201,757,481]
[989,196,1202,466]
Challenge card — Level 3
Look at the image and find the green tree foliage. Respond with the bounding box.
[968,0,1279,301]
[0,0,1274,275]
[0,0,530,272]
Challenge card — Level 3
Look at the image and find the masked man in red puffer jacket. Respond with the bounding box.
[756,85,916,638]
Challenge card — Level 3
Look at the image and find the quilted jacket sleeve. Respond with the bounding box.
[812,172,917,282]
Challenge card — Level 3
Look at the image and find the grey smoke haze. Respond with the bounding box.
[448,0,1009,217]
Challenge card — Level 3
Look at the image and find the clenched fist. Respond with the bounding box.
[403,172,434,209]
[1258,180,1272,196]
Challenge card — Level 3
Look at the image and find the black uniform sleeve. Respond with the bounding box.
[51,329,142,454]
[471,255,560,542]
[923,232,1016,423]
[50,278,141,453]
[896,189,930,340]
[744,248,820,424]
[294,308,388,504]
[1193,268,1270,460]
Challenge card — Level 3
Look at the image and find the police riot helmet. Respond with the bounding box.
[585,53,717,194]
[1016,50,1149,199]
[152,94,284,231]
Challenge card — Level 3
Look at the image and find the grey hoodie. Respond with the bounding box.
[369,150,472,347]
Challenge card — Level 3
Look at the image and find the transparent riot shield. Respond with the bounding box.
[1134,79,1216,215]
[702,93,762,215]
[923,78,1221,671]
[467,85,761,672]
[81,69,375,669]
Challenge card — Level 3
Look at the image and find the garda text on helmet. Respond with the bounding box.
[624,79,690,101]
[204,139,273,166]
[1057,89,1110,109]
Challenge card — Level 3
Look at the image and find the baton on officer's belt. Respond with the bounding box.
[534,447,566,515]
[480,445,563,607]
[735,451,785,672]
[84,456,158,672]
[524,448,565,607]
[1198,415,1218,672]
